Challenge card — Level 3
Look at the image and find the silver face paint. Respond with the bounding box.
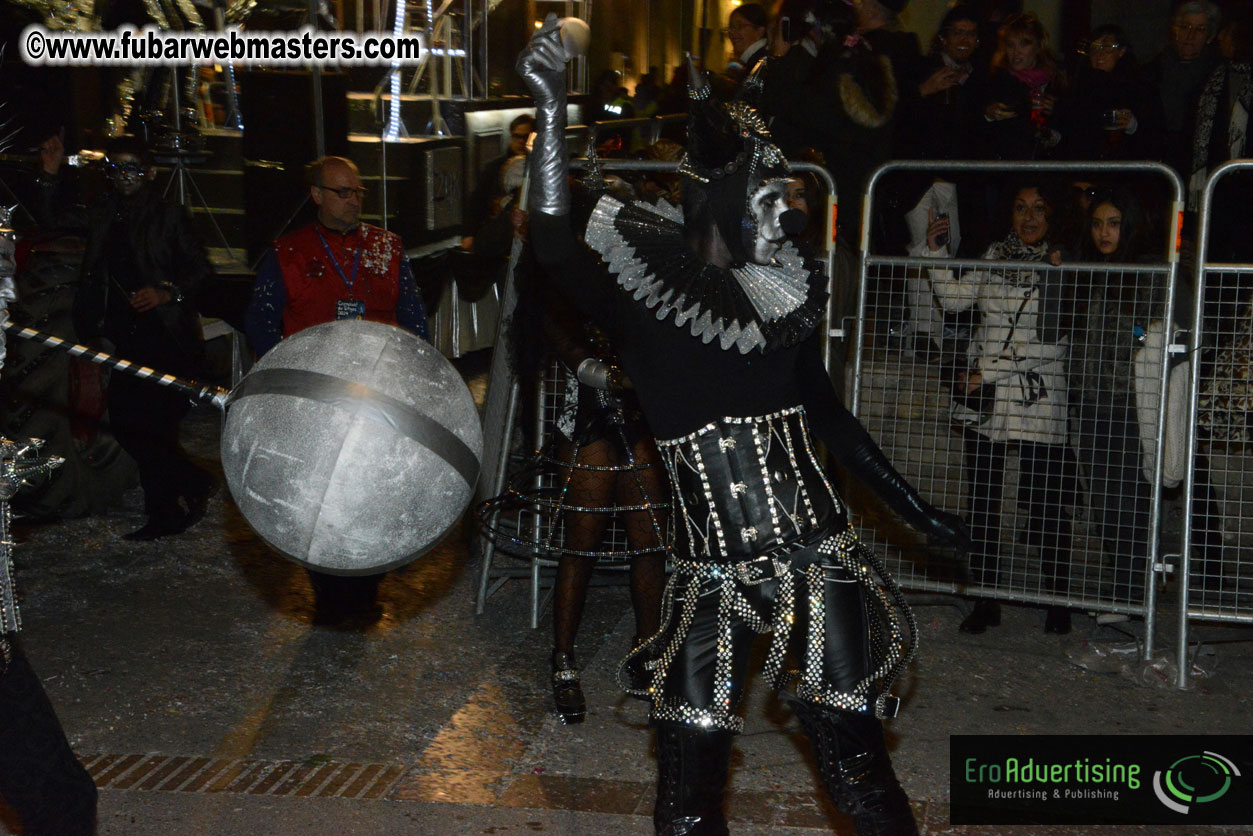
[749,178,791,264]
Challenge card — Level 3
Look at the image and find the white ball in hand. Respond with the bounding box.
[558,17,590,60]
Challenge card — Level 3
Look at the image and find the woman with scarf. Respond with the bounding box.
[982,13,1067,160]
[916,182,1077,635]
[517,15,967,836]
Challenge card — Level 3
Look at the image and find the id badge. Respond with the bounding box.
[336,299,366,320]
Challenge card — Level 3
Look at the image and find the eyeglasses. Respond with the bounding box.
[107,161,145,178]
[1087,42,1123,54]
[317,185,367,199]
[1173,23,1209,37]
[720,21,759,36]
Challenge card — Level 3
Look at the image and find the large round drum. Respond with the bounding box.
[222,320,482,574]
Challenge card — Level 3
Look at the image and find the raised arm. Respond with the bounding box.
[517,17,614,324]
[517,15,572,219]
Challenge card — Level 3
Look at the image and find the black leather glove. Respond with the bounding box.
[841,433,972,553]
[515,15,571,216]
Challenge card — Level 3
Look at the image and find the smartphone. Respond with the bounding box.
[936,212,950,249]
[779,16,791,42]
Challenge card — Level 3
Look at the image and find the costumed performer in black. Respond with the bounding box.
[512,257,669,724]
[0,211,98,835]
[517,18,970,836]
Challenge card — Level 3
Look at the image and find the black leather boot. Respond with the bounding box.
[793,701,919,836]
[621,635,659,696]
[551,651,586,724]
[653,720,733,836]
[958,599,1001,634]
[1044,605,1071,634]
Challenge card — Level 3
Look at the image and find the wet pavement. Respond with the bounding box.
[2,353,1253,836]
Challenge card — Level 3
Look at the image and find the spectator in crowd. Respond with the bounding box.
[633,67,663,118]
[1061,187,1160,602]
[1145,1,1221,177]
[916,182,1078,635]
[245,155,429,628]
[721,3,770,94]
[1064,187,1230,600]
[1060,24,1163,161]
[634,138,686,207]
[34,133,216,541]
[586,69,637,155]
[784,168,827,252]
[1187,2,1253,207]
[1187,0,1253,278]
[755,0,821,123]
[853,0,923,95]
[898,4,985,161]
[654,62,695,134]
[768,0,900,397]
[463,113,534,251]
[893,5,990,260]
[982,13,1067,160]
[771,2,898,230]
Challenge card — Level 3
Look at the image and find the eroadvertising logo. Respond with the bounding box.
[1152,751,1240,814]
[950,735,1253,825]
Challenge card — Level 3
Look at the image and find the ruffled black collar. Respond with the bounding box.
[584,195,828,354]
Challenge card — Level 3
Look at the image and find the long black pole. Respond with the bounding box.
[2,322,231,411]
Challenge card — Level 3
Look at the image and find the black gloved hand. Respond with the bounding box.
[917,506,971,554]
[839,429,970,554]
[515,14,571,216]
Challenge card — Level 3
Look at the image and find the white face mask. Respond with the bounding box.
[748,179,790,263]
[748,178,806,263]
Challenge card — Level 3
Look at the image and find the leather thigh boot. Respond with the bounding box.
[653,720,733,836]
[793,701,918,836]
[0,644,98,836]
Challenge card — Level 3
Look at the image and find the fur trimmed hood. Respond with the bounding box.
[838,55,898,129]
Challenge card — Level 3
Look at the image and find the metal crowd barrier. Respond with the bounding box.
[474,158,840,619]
[1179,159,1253,686]
[853,160,1185,658]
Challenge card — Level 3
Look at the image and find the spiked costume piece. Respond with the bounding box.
[517,20,964,835]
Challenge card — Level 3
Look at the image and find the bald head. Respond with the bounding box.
[310,156,365,232]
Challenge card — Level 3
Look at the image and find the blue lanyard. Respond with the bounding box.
[315,227,363,295]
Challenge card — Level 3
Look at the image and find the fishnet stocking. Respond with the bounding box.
[552,432,668,656]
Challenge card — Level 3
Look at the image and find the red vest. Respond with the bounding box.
[274,223,404,338]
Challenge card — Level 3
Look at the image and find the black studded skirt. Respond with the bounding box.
[619,408,917,730]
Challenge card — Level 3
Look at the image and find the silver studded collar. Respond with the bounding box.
[584,195,828,355]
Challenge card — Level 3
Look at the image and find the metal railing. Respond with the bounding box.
[1179,159,1253,686]
[853,160,1186,657]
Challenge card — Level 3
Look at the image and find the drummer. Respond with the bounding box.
[244,155,429,628]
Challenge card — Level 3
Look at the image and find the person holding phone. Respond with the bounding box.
[917,181,1078,635]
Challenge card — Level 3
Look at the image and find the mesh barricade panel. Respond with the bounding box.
[1192,266,1253,613]
[854,258,1170,611]
[851,161,1182,623]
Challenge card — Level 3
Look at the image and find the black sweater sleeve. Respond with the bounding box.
[529,211,615,326]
